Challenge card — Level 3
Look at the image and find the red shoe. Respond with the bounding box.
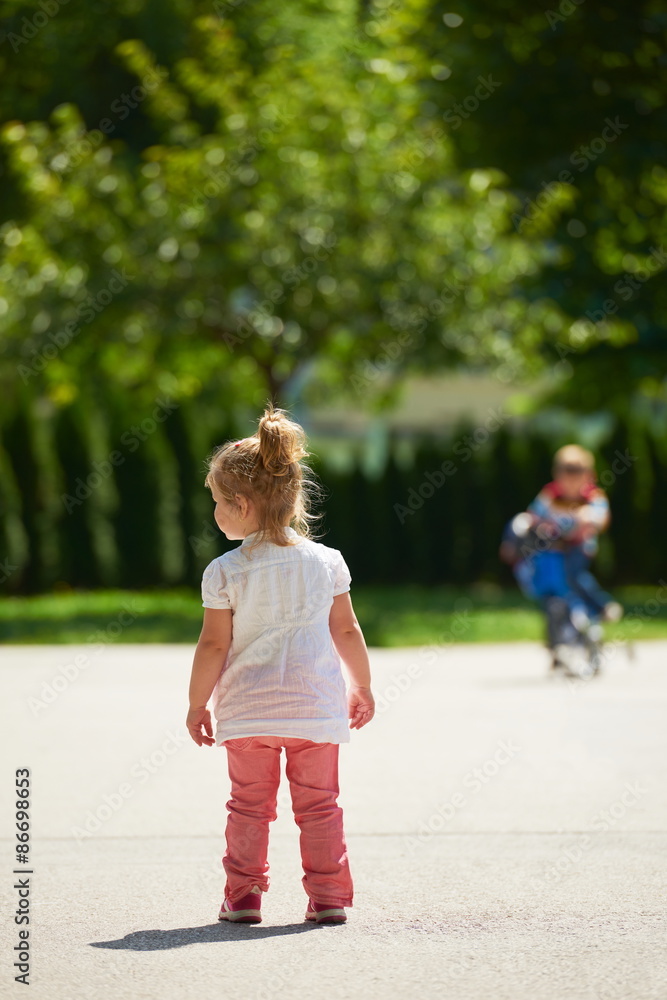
[305,899,347,924]
[218,885,262,923]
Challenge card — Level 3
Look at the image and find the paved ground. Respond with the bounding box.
[1,638,666,1000]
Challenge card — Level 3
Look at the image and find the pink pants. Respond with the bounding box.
[221,735,353,907]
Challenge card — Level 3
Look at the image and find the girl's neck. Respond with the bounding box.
[242,521,291,539]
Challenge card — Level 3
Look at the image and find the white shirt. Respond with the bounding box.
[201,526,352,744]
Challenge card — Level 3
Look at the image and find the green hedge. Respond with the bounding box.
[1,390,665,594]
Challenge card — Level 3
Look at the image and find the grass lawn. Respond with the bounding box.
[1,585,666,646]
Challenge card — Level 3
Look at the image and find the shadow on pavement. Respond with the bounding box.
[90,922,321,949]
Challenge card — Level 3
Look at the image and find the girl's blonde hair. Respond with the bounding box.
[204,404,321,552]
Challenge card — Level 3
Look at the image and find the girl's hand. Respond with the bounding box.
[186,706,216,746]
[348,686,375,730]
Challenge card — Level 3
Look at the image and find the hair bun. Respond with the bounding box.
[257,405,307,476]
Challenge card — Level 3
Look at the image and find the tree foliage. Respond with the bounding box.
[0,0,665,593]
[4,0,659,416]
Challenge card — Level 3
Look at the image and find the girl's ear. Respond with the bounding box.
[236,494,249,519]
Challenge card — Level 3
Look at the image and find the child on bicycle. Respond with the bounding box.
[527,444,621,622]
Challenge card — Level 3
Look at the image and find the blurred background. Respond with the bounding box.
[1,0,666,644]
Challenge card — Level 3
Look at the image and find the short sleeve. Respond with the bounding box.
[201,559,232,610]
[332,550,351,597]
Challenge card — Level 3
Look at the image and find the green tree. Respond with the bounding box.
[1,0,602,421]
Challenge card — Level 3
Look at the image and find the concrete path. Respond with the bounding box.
[1,639,666,1000]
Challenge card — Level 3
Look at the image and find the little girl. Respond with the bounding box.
[186,404,375,925]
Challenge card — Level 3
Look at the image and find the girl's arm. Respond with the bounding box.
[186,608,233,746]
[329,593,375,729]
